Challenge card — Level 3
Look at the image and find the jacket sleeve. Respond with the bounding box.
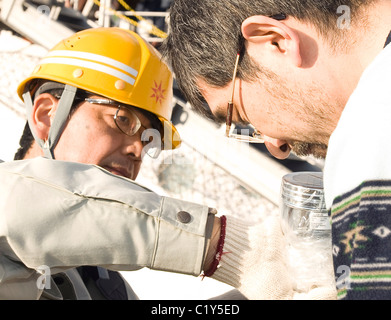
[330,179,391,300]
[0,158,214,279]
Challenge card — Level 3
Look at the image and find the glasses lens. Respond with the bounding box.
[114,106,141,136]
[228,133,264,143]
[141,128,163,159]
[226,126,264,143]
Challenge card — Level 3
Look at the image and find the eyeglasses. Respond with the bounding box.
[84,97,163,158]
[225,52,264,143]
[85,97,145,135]
[225,13,286,143]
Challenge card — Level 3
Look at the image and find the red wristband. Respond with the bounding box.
[203,215,227,278]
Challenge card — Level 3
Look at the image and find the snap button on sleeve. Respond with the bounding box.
[176,211,192,223]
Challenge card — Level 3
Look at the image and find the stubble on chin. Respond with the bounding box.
[290,141,328,159]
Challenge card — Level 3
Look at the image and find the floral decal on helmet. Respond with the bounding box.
[151,80,166,104]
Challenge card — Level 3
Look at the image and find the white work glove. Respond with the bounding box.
[211,215,337,300]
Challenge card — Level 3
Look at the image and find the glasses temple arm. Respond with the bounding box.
[230,52,240,103]
[226,52,241,137]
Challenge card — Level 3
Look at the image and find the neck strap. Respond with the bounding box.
[23,84,77,159]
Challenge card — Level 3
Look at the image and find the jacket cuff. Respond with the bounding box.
[151,196,215,276]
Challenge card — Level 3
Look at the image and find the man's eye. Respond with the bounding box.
[114,108,140,134]
[116,115,130,125]
[234,113,249,126]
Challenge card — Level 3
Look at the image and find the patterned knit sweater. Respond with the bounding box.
[324,41,391,299]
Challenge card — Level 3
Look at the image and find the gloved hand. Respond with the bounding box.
[210,215,337,300]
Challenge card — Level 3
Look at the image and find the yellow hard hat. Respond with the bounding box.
[17,27,181,150]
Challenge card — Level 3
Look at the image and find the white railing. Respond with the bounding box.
[79,0,169,42]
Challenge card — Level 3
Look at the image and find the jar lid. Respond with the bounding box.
[281,171,326,211]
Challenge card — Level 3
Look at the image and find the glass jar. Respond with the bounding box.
[280,171,334,292]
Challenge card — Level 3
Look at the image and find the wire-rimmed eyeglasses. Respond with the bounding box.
[85,98,143,136]
[84,97,163,158]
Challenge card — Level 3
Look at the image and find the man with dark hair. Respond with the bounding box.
[161,0,391,299]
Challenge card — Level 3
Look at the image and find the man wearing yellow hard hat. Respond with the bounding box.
[2,27,191,299]
[16,26,180,161]
[0,27,335,300]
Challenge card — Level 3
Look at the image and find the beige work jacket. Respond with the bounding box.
[0,157,214,299]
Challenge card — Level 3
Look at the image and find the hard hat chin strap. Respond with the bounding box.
[23,84,78,159]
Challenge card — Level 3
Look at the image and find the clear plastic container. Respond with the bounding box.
[280,172,334,292]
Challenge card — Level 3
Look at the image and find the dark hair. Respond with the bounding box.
[161,0,373,118]
[14,81,163,160]
[14,122,35,160]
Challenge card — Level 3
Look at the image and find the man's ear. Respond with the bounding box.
[241,15,302,67]
[31,93,58,140]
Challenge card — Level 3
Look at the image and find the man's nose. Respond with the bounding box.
[123,133,144,160]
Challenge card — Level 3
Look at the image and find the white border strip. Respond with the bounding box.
[47,50,138,77]
[40,57,136,86]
